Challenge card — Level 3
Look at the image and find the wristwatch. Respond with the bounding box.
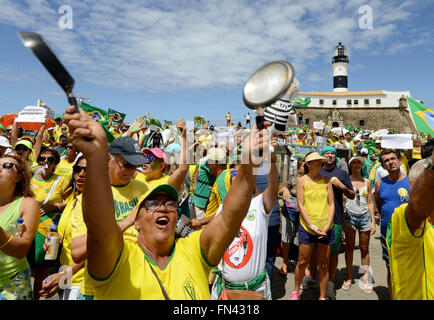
[424,156,434,171]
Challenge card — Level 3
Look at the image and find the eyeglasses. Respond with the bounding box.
[73,165,86,173]
[15,145,30,152]
[143,155,154,164]
[114,157,137,169]
[38,156,56,163]
[1,163,16,170]
[143,199,178,211]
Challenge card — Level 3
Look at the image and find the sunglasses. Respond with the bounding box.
[143,199,178,211]
[66,145,74,150]
[1,162,16,170]
[143,155,154,164]
[15,145,30,152]
[73,165,86,173]
[38,156,56,163]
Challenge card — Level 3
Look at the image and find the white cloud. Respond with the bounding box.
[0,0,426,92]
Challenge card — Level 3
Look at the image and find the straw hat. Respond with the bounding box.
[304,152,326,163]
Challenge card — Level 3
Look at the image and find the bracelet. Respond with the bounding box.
[0,235,13,249]
[309,225,319,233]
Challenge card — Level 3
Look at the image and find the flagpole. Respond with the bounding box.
[401,96,418,134]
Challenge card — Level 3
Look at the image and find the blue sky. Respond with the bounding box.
[0,0,433,126]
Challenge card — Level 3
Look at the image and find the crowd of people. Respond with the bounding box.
[0,106,433,301]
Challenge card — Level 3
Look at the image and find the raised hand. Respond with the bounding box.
[63,105,108,159]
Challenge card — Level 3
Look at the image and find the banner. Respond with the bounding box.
[381,134,413,150]
[16,106,47,123]
[313,121,324,130]
[407,97,434,137]
[289,144,322,158]
[108,108,126,124]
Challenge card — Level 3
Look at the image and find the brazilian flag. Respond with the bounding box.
[80,102,108,121]
[80,102,114,143]
[34,212,61,264]
[292,97,311,108]
[407,97,434,137]
[108,108,126,124]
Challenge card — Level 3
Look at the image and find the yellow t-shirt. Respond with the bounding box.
[112,179,149,243]
[71,195,93,296]
[387,203,434,300]
[300,178,332,235]
[58,193,84,286]
[412,147,422,160]
[30,173,69,205]
[188,165,197,195]
[89,230,215,300]
[134,173,169,190]
[54,159,74,179]
[205,169,232,218]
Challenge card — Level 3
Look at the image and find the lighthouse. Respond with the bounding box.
[332,42,349,92]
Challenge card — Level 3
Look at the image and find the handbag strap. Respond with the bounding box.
[146,259,170,300]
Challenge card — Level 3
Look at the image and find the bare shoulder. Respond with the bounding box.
[20,197,39,212]
[297,175,305,186]
[21,197,39,207]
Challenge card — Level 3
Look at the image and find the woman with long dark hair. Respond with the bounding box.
[0,154,39,299]
[39,155,87,300]
[342,157,376,293]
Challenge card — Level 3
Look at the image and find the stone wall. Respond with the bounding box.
[294,106,416,133]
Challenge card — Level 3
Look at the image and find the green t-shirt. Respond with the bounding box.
[192,161,216,209]
[361,158,375,179]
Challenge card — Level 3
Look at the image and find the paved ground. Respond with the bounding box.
[271,219,390,300]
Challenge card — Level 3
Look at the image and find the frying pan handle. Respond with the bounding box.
[67,94,79,113]
[255,113,265,157]
[67,93,93,141]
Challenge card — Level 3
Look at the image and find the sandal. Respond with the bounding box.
[360,282,372,294]
[359,274,373,294]
[342,280,352,291]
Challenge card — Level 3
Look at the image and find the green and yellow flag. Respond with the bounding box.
[291,97,311,108]
[80,102,114,143]
[407,97,434,137]
[108,108,126,124]
[80,102,108,121]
